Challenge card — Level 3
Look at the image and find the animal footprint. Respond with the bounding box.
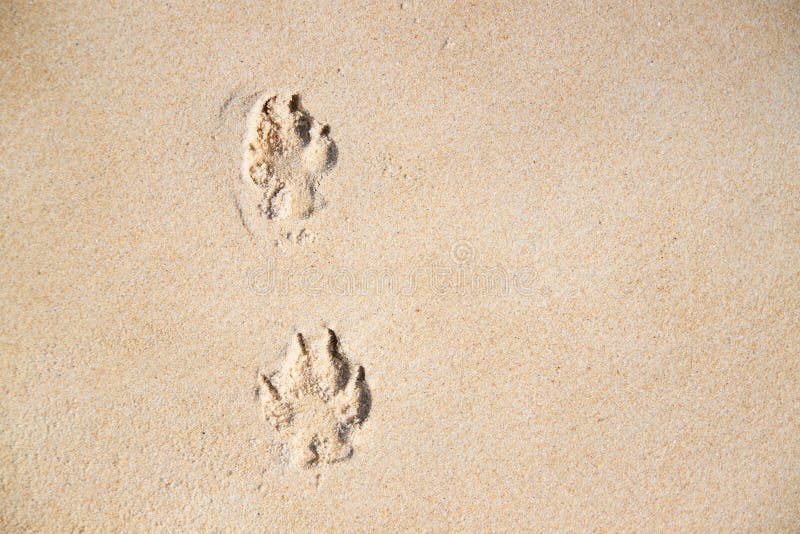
[257,329,370,467]
[238,92,337,241]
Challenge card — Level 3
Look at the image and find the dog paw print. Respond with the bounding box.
[257,329,370,467]
[239,93,337,237]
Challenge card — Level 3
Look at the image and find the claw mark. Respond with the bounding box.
[257,329,371,467]
[230,189,254,237]
[218,90,238,120]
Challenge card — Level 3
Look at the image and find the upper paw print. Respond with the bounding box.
[242,93,337,221]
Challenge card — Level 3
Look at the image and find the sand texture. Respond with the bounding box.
[1,1,799,531]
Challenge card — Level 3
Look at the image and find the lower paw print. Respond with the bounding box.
[257,329,371,467]
[238,92,337,242]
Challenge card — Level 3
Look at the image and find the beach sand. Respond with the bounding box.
[1,1,799,530]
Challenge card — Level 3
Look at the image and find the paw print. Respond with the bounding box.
[257,329,370,467]
[241,93,337,222]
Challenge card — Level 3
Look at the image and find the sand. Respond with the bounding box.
[1,1,799,531]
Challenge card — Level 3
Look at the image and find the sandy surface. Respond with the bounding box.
[1,1,799,531]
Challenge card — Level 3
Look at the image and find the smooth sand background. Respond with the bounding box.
[1,1,799,531]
